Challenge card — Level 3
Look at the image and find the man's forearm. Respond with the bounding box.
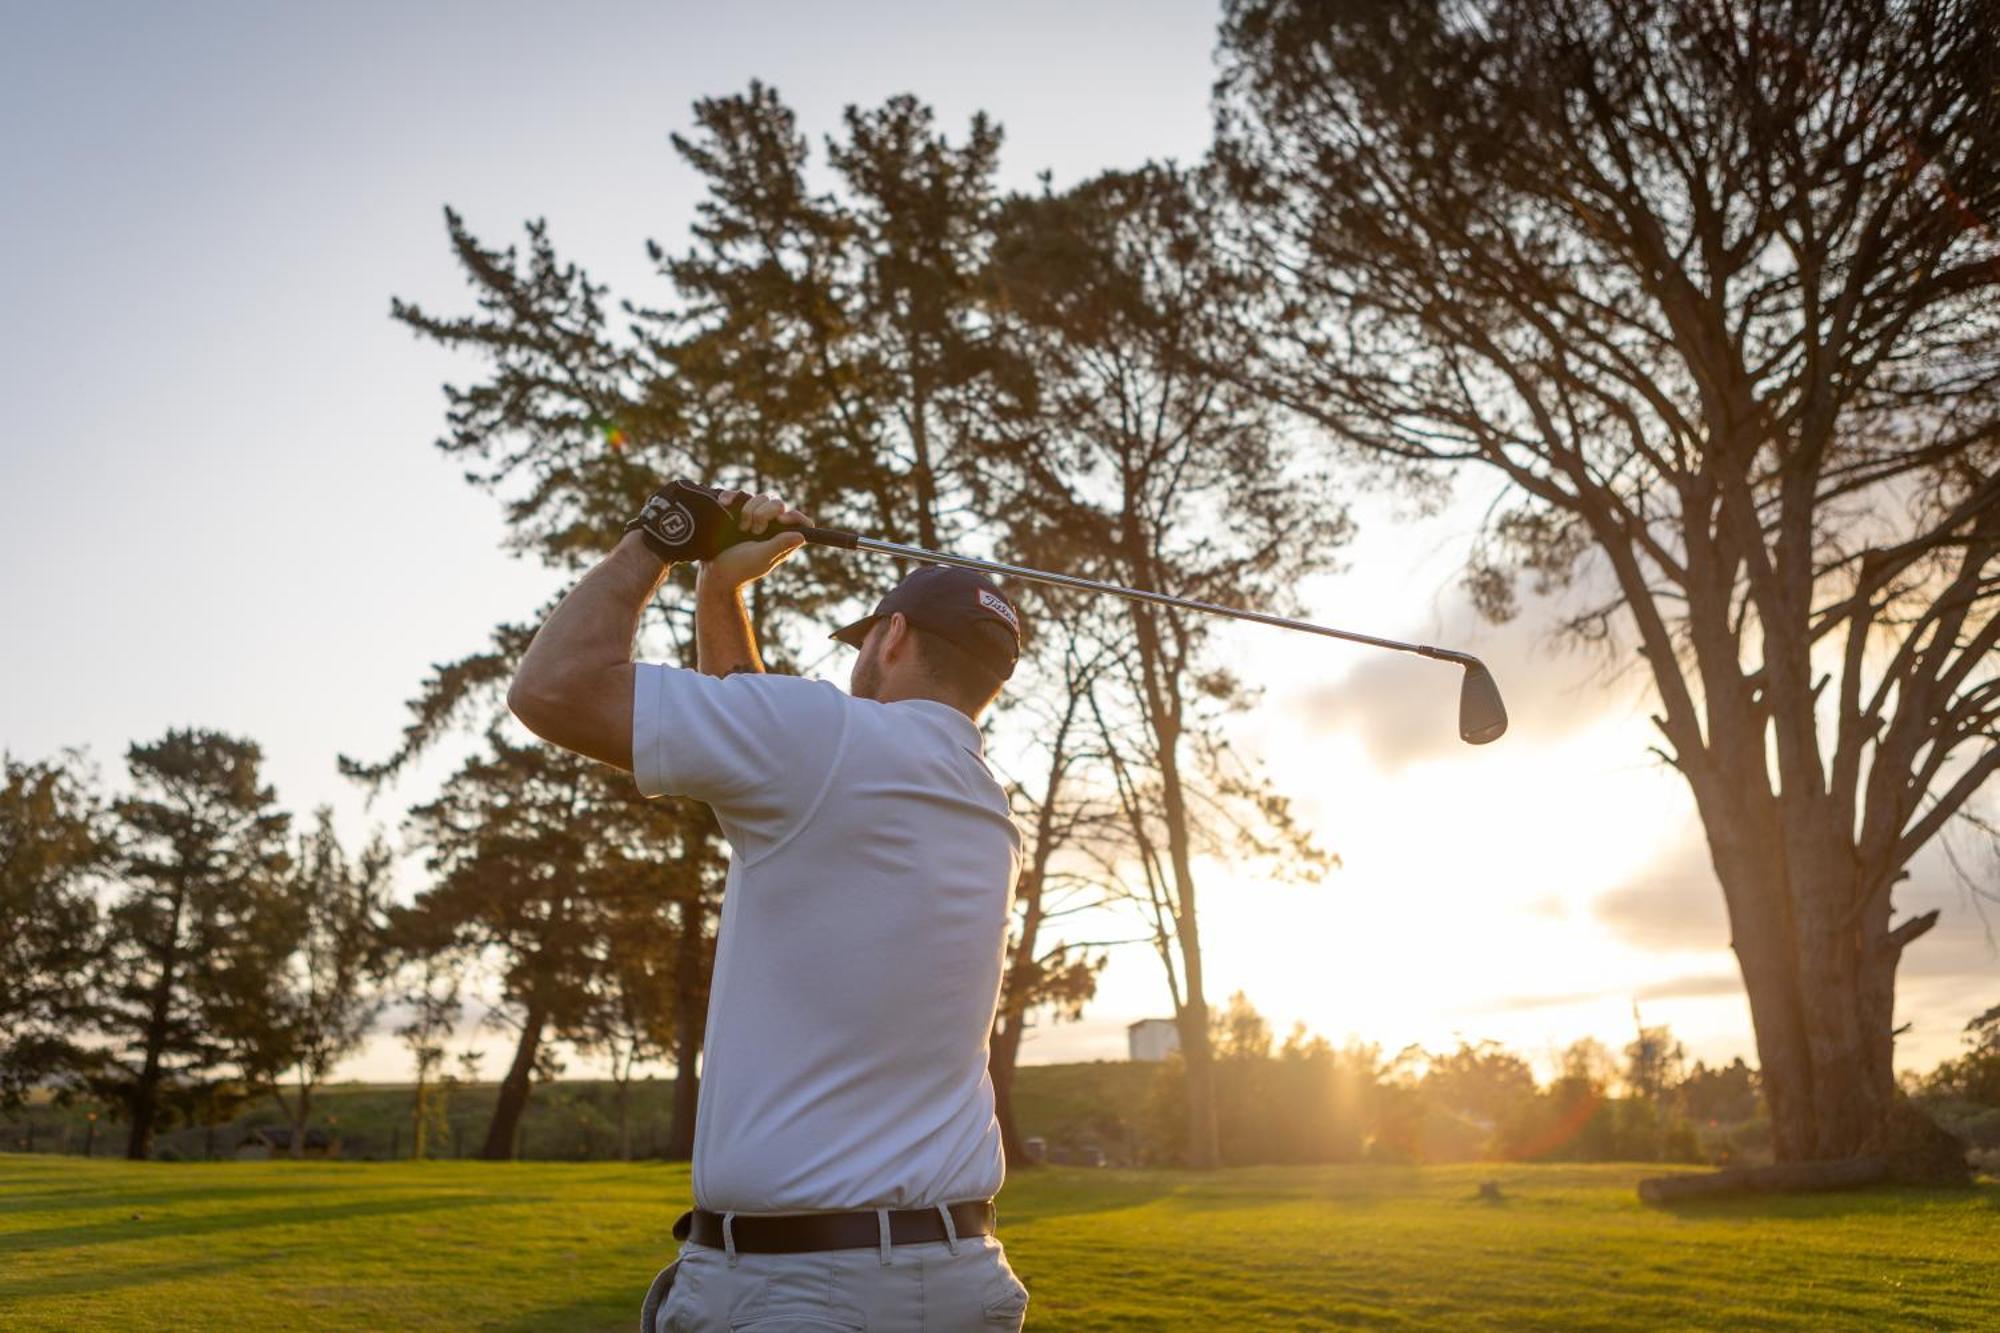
[509,532,672,767]
[695,570,764,677]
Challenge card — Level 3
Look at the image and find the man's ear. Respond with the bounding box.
[881,612,913,662]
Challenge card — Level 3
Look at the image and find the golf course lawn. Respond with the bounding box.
[1,1155,1994,1329]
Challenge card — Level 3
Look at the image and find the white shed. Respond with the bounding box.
[1127,1018,1181,1062]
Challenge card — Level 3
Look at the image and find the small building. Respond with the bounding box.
[236,1126,338,1160]
[1127,1018,1180,1063]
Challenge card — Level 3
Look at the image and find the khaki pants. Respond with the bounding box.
[646,1233,1028,1332]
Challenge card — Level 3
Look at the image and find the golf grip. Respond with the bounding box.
[783,525,860,550]
[700,486,860,551]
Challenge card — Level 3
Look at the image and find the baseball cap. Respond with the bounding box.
[830,564,1024,682]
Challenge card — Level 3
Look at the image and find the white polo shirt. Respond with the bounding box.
[632,663,1022,1213]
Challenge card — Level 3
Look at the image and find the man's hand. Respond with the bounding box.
[692,490,808,677]
[700,490,812,590]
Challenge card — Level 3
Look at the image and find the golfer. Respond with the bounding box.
[507,480,1032,1332]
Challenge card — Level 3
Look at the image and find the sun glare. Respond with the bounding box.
[1179,713,1721,1066]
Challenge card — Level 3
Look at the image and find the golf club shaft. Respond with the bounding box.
[784,525,1479,670]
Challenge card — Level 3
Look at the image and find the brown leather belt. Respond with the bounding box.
[673,1200,996,1254]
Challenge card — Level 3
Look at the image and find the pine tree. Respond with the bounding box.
[95,730,292,1159]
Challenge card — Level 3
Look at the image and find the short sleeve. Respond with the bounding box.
[631,665,851,853]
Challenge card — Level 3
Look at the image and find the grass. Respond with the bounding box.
[0,1155,1994,1329]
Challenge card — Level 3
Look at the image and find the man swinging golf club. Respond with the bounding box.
[507,479,1033,1332]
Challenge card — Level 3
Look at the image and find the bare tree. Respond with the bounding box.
[584,865,677,1161]
[234,809,390,1159]
[983,619,1124,1164]
[992,165,1346,1166]
[397,954,460,1160]
[1217,0,1998,1166]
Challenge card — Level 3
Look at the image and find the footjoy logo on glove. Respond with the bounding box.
[645,498,695,545]
[977,589,1020,634]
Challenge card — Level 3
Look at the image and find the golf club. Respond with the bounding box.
[772,520,1510,746]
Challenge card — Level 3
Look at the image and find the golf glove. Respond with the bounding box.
[624,479,746,563]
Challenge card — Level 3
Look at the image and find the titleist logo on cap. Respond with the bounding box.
[977,588,1020,633]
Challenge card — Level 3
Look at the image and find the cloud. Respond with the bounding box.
[1485,971,1742,1015]
[1297,582,1647,771]
[1488,989,1612,1013]
[1592,830,1731,952]
[1889,834,2000,978]
[1632,972,1742,1002]
[1588,820,2000,969]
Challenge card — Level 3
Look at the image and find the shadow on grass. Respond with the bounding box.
[0,1249,283,1302]
[0,1179,352,1217]
[1003,1164,1498,1226]
[1649,1180,2000,1222]
[490,1292,638,1332]
[998,1169,1184,1225]
[0,1191,541,1258]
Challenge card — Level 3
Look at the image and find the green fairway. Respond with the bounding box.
[0,1155,1993,1330]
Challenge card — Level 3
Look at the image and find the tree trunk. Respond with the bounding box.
[989,871,1048,1170]
[125,998,172,1161]
[1126,593,1220,1170]
[124,1082,158,1162]
[1158,740,1220,1170]
[126,886,187,1161]
[667,1058,699,1159]
[410,1069,428,1160]
[1152,712,1219,1165]
[1700,763,1918,1164]
[291,1083,313,1161]
[481,1002,548,1161]
[989,1016,1029,1168]
[1175,995,1220,1169]
[666,891,705,1160]
[616,1076,631,1161]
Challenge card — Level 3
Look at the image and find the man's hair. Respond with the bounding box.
[908,624,1006,715]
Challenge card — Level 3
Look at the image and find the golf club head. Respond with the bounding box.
[1458,663,1509,745]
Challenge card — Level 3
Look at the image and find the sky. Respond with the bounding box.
[3,1,1994,1086]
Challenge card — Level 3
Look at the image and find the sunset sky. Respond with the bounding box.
[4,1,1993,1084]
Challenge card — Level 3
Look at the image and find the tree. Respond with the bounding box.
[1508,1038,1615,1162]
[0,752,108,1107]
[1212,990,1275,1062]
[400,727,686,1159]
[652,802,726,1160]
[1157,996,1387,1166]
[659,85,1023,557]
[1624,1014,1688,1103]
[1218,0,1999,1165]
[580,851,680,1161]
[234,810,391,1158]
[1421,1040,1539,1123]
[1922,1002,2000,1105]
[376,84,1120,1166]
[990,164,1346,1166]
[1681,1056,1761,1123]
[589,958,665,1163]
[396,953,460,1161]
[985,619,1119,1166]
[95,730,292,1159]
